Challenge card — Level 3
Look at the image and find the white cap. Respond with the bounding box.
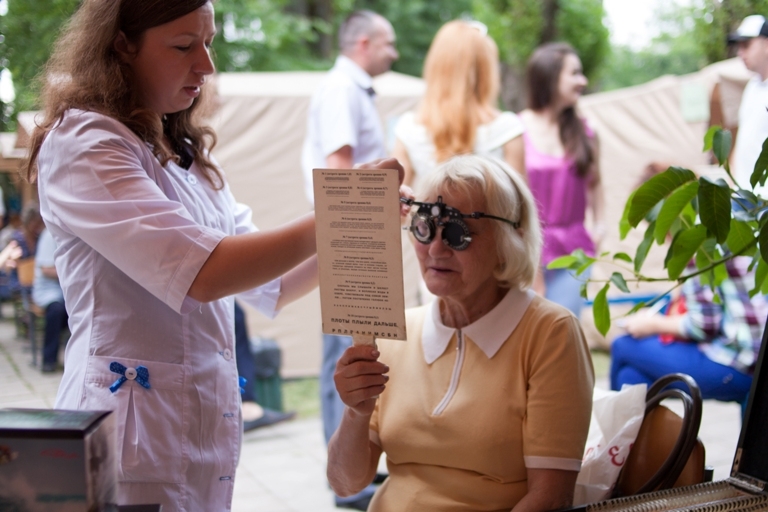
[729,15,768,43]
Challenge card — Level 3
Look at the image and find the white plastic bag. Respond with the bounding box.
[573,384,647,505]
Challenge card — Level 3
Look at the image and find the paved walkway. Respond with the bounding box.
[0,313,744,511]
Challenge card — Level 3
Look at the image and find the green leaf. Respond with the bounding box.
[609,272,631,293]
[680,202,697,227]
[666,225,708,280]
[695,240,724,289]
[753,258,768,298]
[627,302,647,315]
[613,252,633,263]
[628,167,696,228]
[593,284,611,336]
[751,137,768,189]
[654,180,699,244]
[575,258,596,276]
[761,260,768,295]
[619,190,635,240]
[695,238,719,270]
[702,125,720,151]
[759,222,768,265]
[697,177,731,244]
[547,255,578,270]
[634,221,656,273]
[712,129,732,167]
[711,259,729,288]
[725,219,756,256]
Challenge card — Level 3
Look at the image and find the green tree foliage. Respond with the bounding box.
[212,0,333,72]
[473,0,609,110]
[0,0,80,115]
[600,0,768,91]
[599,3,707,91]
[353,0,472,77]
[692,0,768,64]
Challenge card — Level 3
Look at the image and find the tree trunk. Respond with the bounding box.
[540,0,560,44]
[291,0,334,60]
[500,63,526,113]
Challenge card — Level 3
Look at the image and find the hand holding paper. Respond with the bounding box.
[333,345,389,414]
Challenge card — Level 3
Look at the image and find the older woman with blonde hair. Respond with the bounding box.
[328,155,594,512]
[392,21,525,190]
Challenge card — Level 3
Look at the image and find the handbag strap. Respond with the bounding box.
[635,373,703,493]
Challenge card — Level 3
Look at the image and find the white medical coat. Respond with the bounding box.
[37,110,281,511]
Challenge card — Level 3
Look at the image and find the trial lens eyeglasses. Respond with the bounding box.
[401,196,520,251]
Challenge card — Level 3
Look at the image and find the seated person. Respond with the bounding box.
[328,155,595,511]
[611,256,768,412]
[0,207,42,302]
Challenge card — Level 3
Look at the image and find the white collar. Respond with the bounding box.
[422,288,535,364]
[334,55,374,90]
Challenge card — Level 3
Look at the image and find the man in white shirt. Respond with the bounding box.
[730,15,768,192]
[301,10,398,510]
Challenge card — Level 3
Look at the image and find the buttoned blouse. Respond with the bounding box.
[368,289,594,511]
[38,109,281,512]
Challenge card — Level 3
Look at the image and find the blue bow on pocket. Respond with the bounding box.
[109,362,151,393]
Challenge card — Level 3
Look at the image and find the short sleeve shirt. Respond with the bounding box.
[32,228,63,308]
[368,289,595,511]
[37,109,281,511]
[301,55,386,202]
[734,76,768,192]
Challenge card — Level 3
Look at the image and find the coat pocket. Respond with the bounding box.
[82,355,186,484]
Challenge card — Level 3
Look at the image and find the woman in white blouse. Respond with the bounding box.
[21,1,401,510]
[392,20,525,191]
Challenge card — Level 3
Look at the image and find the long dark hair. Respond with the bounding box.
[22,0,222,188]
[526,42,594,178]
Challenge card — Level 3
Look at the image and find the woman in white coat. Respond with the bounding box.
[22,1,401,511]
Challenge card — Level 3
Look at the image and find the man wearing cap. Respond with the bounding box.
[300,10,398,511]
[730,15,768,191]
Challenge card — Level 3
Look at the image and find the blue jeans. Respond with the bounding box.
[610,334,752,404]
[544,267,590,318]
[321,333,377,505]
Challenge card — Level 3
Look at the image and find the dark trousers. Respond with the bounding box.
[42,300,68,365]
[234,301,258,403]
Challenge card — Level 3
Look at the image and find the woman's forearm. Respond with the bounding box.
[512,468,578,512]
[188,213,316,302]
[275,255,318,310]
[327,408,381,497]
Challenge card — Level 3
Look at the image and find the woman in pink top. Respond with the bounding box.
[519,43,605,318]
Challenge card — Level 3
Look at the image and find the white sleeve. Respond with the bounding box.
[476,111,525,153]
[38,110,224,313]
[315,79,360,158]
[226,183,282,318]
